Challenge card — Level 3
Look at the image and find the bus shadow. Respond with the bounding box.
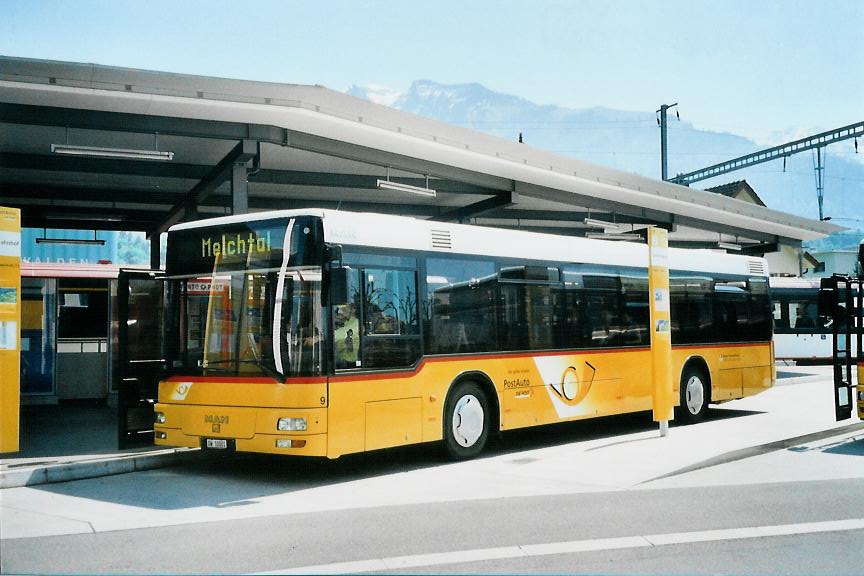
[494,407,763,455]
[703,407,766,421]
[33,407,765,511]
[787,435,864,456]
[776,370,819,379]
[823,438,864,456]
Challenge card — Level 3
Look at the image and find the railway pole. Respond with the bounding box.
[657,103,678,181]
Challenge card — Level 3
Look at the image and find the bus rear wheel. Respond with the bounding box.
[443,381,490,460]
[677,366,710,423]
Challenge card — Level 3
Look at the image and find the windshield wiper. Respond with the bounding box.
[197,362,233,375]
[235,359,282,379]
[199,359,281,379]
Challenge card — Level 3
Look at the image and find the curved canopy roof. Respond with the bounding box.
[0,56,842,251]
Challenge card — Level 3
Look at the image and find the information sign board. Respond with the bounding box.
[0,206,21,452]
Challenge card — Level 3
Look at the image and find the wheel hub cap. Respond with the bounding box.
[686,376,704,414]
[452,394,484,447]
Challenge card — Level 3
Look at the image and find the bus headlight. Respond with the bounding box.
[277,417,307,431]
[155,411,166,424]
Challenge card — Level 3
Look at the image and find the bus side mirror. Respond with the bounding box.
[330,267,349,306]
[325,244,343,263]
[817,277,834,320]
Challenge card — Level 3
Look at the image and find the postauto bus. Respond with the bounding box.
[153,210,774,459]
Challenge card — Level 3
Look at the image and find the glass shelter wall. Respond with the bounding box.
[55,278,110,400]
[20,277,55,396]
[20,275,115,403]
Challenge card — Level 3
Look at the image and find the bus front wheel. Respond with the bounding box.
[443,381,489,460]
[677,366,710,423]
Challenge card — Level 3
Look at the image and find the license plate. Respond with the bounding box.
[205,438,228,449]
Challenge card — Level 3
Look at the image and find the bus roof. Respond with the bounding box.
[169,209,768,277]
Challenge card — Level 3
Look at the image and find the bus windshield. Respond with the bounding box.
[164,216,325,378]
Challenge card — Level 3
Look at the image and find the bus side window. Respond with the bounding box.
[333,267,360,369]
[790,300,818,330]
[747,277,772,340]
[669,274,714,345]
[772,301,784,326]
[426,257,497,354]
[714,280,748,341]
[580,273,622,347]
[621,273,649,346]
[361,268,420,369]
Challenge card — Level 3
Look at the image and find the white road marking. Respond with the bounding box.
[255,518,864,575]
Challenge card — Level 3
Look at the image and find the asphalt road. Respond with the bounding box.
[2,474,863,574]
[2,420,863,575]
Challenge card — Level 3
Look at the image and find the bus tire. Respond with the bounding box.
[677,365,710,423]
[443,381,490,460]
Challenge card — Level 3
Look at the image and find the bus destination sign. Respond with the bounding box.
[167,219,288,276]
[200,231,273,259]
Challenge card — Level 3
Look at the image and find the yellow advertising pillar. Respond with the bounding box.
[648,226,674,435]
[0,206,21,453]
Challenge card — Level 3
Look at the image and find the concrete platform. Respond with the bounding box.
[0,405,198,489]
[0,365,858,492]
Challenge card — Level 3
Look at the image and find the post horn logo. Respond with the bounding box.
[551,361,596,405]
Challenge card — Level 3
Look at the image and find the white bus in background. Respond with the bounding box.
[770,276,847,363]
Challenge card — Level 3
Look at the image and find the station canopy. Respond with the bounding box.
[0,56,842,254]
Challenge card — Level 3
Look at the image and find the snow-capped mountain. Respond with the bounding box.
[346,84,402,107]
[348,80,863,245]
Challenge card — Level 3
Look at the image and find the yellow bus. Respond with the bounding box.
[153,209,774,459]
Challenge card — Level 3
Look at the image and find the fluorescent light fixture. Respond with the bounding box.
[51,144,174,161]
[717,242,742,251]
[377,179,436,197]
[35,229,105,245]
[585,232,643,241]
[45,212,124,222]
[583,217,621,231]
[35,237,106,245]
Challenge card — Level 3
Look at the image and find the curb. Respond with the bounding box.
[644,421,864,483]
[0,448,201,489]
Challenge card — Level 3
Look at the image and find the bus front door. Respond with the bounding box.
[117,269,165,449]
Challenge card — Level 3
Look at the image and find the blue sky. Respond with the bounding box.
[1,0,861,144]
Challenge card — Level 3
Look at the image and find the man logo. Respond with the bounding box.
[204,414,228,434]
[204,414,229,424]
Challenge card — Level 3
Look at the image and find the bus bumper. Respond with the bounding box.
[154,427,328,456]
[153,403,329,457]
